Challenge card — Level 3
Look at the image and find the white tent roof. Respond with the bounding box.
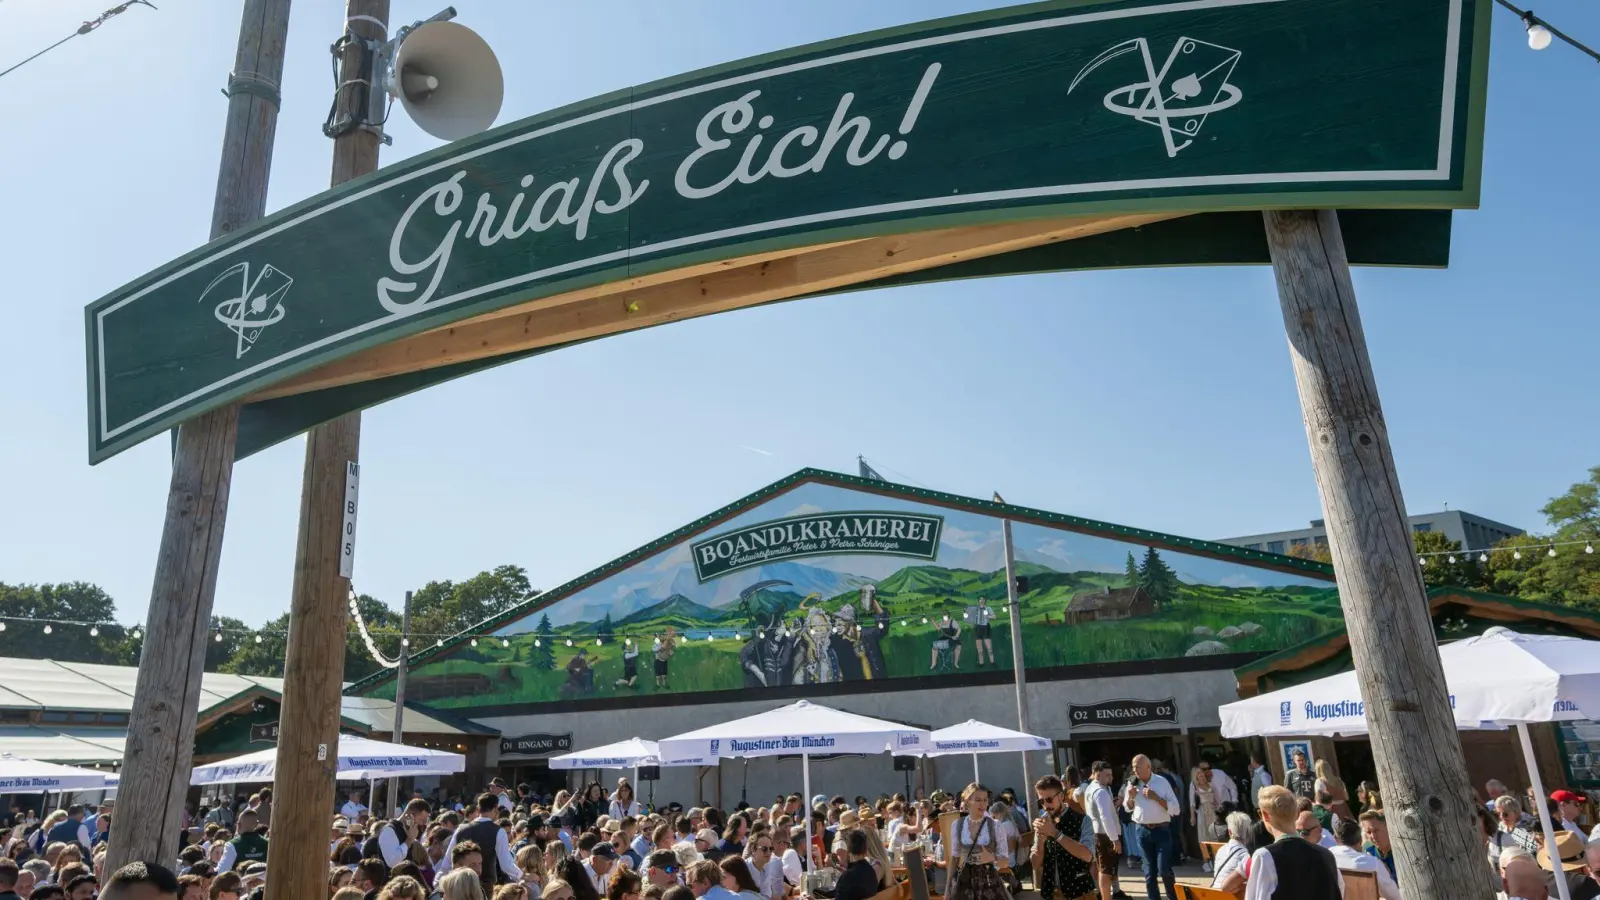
[549,737,707,770]
[924,719,1050,756]
[192,734,465,785]
[0,753,113,793]
[1221,627,1600,738]
[0,727,126,764]
[656,700,930,761]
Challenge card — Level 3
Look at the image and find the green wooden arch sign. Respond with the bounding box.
[85,0,1489,462]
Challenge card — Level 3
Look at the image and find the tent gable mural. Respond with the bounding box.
[350,469,1342,711]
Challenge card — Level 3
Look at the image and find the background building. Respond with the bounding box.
[1218,509,1524,555]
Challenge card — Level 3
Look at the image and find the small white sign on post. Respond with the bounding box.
[339,461,360,578]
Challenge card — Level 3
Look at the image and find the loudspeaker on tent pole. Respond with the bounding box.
[386,19,504,140]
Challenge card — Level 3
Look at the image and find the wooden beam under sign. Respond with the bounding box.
[252,212,1181,401]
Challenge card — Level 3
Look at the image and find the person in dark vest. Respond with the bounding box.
[1242,785,1342,900]
[217,810,268,873]
[47,806,91,852]
[439,793,521,886]
[365,798,431,870]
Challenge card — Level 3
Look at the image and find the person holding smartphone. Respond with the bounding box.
[1122,755,1179,900]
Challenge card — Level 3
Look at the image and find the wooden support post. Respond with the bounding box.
[265,4,386,898]
[1264,209,1493,900]
[105,0,292,874]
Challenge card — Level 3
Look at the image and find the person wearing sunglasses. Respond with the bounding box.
[1294,808,1336,849]
[742,835,783,900]
[645,851,681,890]
[1030,775,1094,900]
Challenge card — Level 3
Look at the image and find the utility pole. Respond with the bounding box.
[267,4,387,898]
[388,589,412,818]
[995,493,1033,818]
[1264,209,1492,900]
[106,0,291,874]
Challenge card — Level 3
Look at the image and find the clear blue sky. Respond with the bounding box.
[1,0,1595,626]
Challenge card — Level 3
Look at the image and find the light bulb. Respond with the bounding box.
[921,617,929,624]
[757,631,766,639]
[595,638,603,646]
[1418,557,1427,566]
[502,638,509,647]
[0,623,7,632]
[214,632,223,642]
[1527,21,1553,50]
[131,628,140,639]
[401,638,410,647]
[534,639,541,647]
[89,627,99,637]
[43,625,51,635]
[1480,553,1489,563]
[1587,544,1595,555]
[470,639,478,647]
[1514,550,1523,560]
[1447,556,1456,564]
[707,634,714,641]
[435,639,443,647]
[565,639,573,647]
[626,638,633,646]
[254,635,263,644]
[1548,547,1558,557]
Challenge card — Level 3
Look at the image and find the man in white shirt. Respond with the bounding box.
[1212,766,1239,808]
[340,789,369,821]
[379,799,431,868]
[1246,756,1272,807]
[586,843,619,893]
[1328,818,1400,900]
[1243,786,1343,900]
[438,793,523,882]
[1295,809,1338,850]
[1083,761,1122,900]
[1123,754,1179,900]
[1553,790,1586,835]
[778,826,804,887]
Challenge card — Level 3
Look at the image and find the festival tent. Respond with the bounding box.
[0,753,114,793]
[923,719,1050,781]
[1220,627,1600,900]
[191,734,465,786]
[656,699,930,863]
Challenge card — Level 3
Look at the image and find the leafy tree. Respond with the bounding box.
[1287,541,1333,565]
[0,582,133,664]
[1480,468,1600,608]
[1138,547,1179,607]
[1124,552,1140,588]
[532,614,557,670]
[220,594,402,680]
[407,565,539,642]
[1411,531,1489,590]
[598,612,616,646]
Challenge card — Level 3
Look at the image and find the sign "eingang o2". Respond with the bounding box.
[86,0,1487,462]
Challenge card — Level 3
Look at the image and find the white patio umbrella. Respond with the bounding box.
[656,699,930,864]
[1220,627,1600,900]
[548,736,707,801]
[0,754,113,793]
[924,719,1050,781]
[191,734,465,786]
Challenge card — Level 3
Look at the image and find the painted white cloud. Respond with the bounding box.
[940,524,994,552]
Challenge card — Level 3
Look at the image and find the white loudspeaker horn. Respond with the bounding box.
[388,20,504,141]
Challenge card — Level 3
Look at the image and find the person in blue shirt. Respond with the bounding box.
[1359,810,1395,878]
[685,858,740,900]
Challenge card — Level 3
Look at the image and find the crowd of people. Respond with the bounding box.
[1,754,1598,900]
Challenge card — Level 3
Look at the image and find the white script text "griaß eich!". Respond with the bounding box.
[375,63,942,314]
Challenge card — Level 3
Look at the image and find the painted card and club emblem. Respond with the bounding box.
[199,261,292,359]
[1071,36,1243,157]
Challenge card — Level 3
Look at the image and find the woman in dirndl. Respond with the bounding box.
[946,783,1010,900]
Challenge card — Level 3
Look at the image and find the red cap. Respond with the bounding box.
[1551,789,1582,803]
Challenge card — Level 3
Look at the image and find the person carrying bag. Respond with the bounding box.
[947,784,1011,900]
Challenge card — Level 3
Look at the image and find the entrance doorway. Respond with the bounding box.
[1074,734,1179,783]
[500,760,568,801]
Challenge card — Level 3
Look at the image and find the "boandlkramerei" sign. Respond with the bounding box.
[84,0,1488,462]
[692,511,943,582]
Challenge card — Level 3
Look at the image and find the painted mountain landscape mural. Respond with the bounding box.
[373,477,1342,710]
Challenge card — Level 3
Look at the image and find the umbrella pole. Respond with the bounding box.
[973,753,980,783]
[1517,723,1572,900]
[802,752,813,877]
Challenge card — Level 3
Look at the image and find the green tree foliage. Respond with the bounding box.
[598,612,616,645]
[407,564,539,641]
[533,614,557,669]
[1124,552,1140,588]
[1138,546,1180,607]
[1412,531,1490,590]
[1482,468,1600,607]
[0,582,136,664]
[221,594,402,680]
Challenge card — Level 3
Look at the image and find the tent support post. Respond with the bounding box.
[802,752,813,878]
[1517,723,1571,900]
[973,753,980,782]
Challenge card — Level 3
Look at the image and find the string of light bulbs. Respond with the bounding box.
[1495,0,1600,62]
[1418,535,1596,566]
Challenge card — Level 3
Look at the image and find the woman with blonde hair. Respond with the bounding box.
[946,783,1007,900]
[30,811,67,854]
[516,843,545,895]
[859,826,893,889]
[1189,763,1223,850]
[438,868,489,900]
[1313,758,1352,819]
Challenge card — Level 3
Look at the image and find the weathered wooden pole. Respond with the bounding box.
[106,0,292,873]
[1264,209,1493,900]
[266,3,386,897]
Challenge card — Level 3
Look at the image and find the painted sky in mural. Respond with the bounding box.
[387,480,1340,710]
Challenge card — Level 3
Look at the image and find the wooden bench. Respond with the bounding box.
[1341,868,1379,900]
[1198,840,1226,864]
[1177,886,1239,900]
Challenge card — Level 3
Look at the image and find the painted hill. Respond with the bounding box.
[614,594,721,628]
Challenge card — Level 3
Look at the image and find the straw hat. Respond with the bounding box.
[1538,829,1586,872]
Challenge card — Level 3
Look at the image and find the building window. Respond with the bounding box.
[1414,523,1432,533]
[1290,538,1308,548]
[1267,541,1286,554]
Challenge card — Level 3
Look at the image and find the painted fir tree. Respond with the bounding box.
[1124,552,1141,588]
[598,612,617,645]
[1139,546,1180,607]
[533,613,557,669]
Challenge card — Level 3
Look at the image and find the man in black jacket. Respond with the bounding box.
[834,830,879,900]
[1246,786,1342,900]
